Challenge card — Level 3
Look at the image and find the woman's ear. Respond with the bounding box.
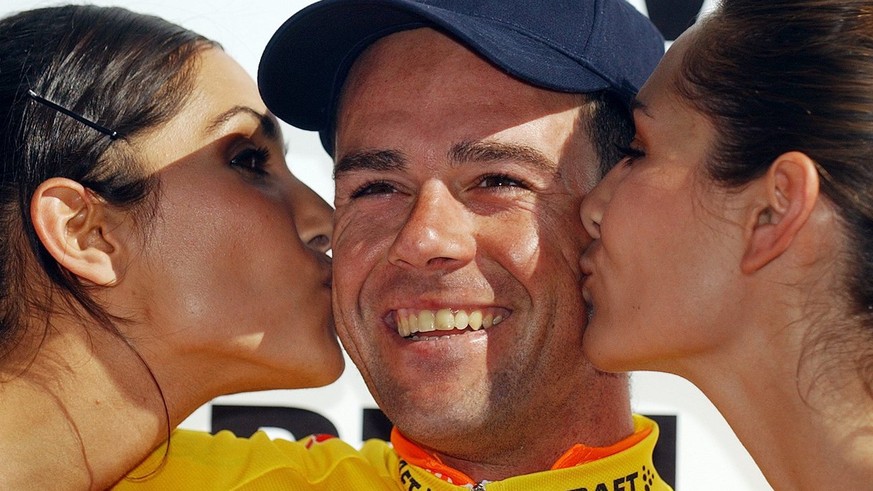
[30,177,125,285]
[741,151,820,274]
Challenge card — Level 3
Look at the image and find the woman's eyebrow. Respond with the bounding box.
[630,98,653,119]
[206,105,280,142]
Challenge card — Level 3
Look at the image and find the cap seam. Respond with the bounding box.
[421,4,620,90]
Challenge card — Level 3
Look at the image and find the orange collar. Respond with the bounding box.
[390,424,652,487]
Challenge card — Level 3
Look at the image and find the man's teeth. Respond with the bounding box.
[396,309,504,337]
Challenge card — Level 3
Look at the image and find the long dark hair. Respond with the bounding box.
[0,5,215,359]
[677,0,873,387]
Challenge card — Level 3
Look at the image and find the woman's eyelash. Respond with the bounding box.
[230,146,270,175]
[615,143,645,166]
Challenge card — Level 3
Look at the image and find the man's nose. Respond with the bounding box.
[388,180,475,271]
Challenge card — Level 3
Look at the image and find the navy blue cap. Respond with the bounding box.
[258,0,665,155]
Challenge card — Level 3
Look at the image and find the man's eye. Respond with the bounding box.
[230,147,270,175]
[476,173,528,189]
[350,181,397,198]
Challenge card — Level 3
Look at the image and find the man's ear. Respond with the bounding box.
[30,177,123,285]
[741,151,820,274]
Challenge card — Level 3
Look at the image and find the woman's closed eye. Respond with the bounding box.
[615,142,645,167]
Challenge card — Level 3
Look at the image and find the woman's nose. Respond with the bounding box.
[580,163,626,240]
[292,179,333,254]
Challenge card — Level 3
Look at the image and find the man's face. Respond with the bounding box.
[332,28,614,457]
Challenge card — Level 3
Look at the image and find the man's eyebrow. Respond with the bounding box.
[334,149,407,178]
[449,140,555,171]
[205,105,279,142]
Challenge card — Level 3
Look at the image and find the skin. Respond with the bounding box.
[121,48,344,396]
[0,47,343,490]
[578,28,740,374]
[580,27,873,488]
[332,28,631,482]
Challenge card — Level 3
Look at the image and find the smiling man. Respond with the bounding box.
[256,0,671,489]
[331,28,607,474]
[106,2,674,490]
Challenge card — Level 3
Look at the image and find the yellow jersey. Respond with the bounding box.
[115,414,672,491]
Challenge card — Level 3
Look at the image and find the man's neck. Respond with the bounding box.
[401,372,634,482]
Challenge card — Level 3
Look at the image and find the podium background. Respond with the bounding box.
[2,1,772,489]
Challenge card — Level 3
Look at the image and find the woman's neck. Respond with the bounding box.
[0,318,177,490]
[685,319,873,490]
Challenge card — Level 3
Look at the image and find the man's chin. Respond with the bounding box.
[376,385,492,429]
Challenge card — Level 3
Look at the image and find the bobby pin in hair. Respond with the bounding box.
[27,89,120,140]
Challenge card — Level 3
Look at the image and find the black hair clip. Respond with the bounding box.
[27,89,120,140]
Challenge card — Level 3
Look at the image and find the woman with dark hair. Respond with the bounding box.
[0,5,343,489]
[580,0,873,487]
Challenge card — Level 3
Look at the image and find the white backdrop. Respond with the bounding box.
[2,1,771,489]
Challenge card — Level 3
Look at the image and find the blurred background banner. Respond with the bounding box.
[3,1,769,489]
